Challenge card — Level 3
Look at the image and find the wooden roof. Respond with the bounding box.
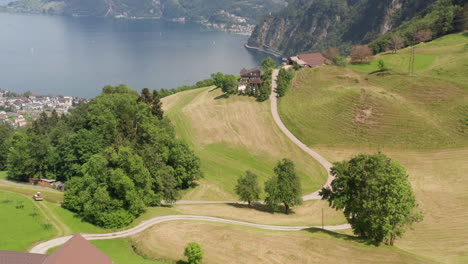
[42,234,112,264]
[297,53,327,67]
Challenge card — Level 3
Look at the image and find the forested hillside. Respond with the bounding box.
[3,0,292,25]
[248,0,467,56]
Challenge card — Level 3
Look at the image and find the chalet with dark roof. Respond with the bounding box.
[0,234,113,264]
[238,67,263,93]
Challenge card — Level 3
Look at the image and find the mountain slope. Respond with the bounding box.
[4,0,291,27]
[248,0,465,56]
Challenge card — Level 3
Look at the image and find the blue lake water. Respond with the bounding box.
[0,13,266,98]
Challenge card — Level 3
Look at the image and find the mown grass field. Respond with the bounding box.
[276,32,468,263]
[162,87,327,200]
[316,147,468,264]
[279,33,468,149]
[132,221,434,264]
[0,191,55,251]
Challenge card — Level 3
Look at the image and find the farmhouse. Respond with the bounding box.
[39,178,56,187]
[238,67,263,93]
[0,234,113,264]
[287,52,327,68]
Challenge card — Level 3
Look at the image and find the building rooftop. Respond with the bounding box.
[0,234,113,264]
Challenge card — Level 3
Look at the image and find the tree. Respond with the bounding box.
[235,171,261,205]
[221,74,238,95]
[265,159,302,214]
[0,123,13,170]
[388,35,404,53]
[332,56,347,67]
[320,153,422,245]
[261,57,276,72]
[151,90,164,120]
[322,47,339,60]
[211,72,225,89]
[184,242,203,264]
[377,59,387,71]
[350,45,373,64]
[415,28,433,43]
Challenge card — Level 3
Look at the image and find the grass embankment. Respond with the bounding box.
[162,87,327,200]
[277,32,468,263]
[132,221,433,264]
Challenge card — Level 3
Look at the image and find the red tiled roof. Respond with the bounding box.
[297,53,327,67]
[42,234,112,264]
[0,251,48,264]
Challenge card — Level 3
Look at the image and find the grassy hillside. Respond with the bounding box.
[132,221,434,264]
[279,33,468,149]
[316,147,468,264]
[0,191,55,251]
[277,32,468,263]
[162,87,327,200]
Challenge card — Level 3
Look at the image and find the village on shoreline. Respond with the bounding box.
[0,89,87,128]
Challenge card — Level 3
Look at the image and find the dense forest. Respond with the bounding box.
[3,0,292,25]
[0,85,201,228]
[248,0,467,56]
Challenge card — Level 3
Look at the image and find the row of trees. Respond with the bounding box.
[236,153,421,245]
[235,159,302,214]
[1,85,202,228]
[276,68,295,97]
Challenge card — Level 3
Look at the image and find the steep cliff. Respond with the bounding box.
[247,0,439,56]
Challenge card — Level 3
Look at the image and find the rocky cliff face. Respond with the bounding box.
[248,0,437,56]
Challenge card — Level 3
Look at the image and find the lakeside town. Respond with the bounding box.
[0,89,87,128]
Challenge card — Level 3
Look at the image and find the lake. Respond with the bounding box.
[0,13,267,98]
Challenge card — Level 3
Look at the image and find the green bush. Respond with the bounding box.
[184,242,203,264]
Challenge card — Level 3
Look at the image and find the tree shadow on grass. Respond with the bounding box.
[305,228,378,246]
[214,94,230,100]
[225,202,296,215]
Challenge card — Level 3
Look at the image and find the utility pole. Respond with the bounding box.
[409,30,417,76]
[322,208,324,230]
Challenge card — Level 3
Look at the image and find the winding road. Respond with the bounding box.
[28,70,347,254]
[270,69,334,200]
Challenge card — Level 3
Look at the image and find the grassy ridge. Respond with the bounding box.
[162,87,327,200]
[279,33,468,149]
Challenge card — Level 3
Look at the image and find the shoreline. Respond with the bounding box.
[244,44,282,58]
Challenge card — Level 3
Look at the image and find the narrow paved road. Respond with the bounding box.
[30,215,350,254]
[270,69,334,200]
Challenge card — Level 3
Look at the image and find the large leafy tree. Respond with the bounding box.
[265,159,302,214]
[235,171,261,205]
[0,123,14,170]
[62,147,158,228]
[320,153,422,245]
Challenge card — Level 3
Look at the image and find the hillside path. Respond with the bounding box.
[270,69,334,200]
[30,215,350,254]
